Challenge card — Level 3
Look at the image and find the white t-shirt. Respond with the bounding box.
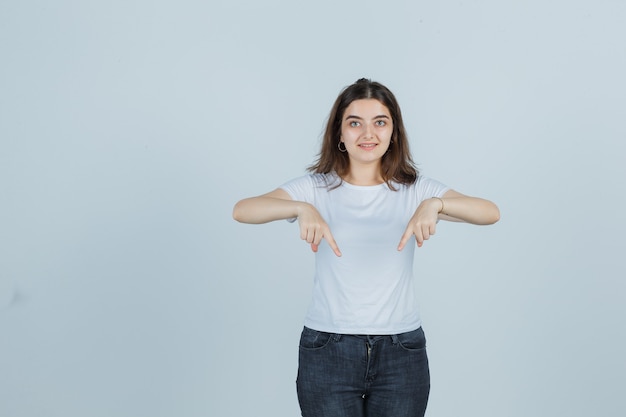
[280,172,449,335]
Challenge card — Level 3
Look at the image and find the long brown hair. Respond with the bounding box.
[308,78,418,189]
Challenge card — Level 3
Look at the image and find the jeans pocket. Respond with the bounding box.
[299,326,333,350]
[395,327,427,351]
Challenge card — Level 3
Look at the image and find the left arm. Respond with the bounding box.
[436,189,500,225]
[397,189,500,250]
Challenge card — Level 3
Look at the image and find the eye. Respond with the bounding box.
[375,120,387,127]
[349,121,360,127]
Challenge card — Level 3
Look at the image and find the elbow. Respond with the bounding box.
[487,204,500,225]
[232,201,245,223]
[474,202,500,225]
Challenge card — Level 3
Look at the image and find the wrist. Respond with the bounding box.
[295,201,312,217]
[431,197,445,214]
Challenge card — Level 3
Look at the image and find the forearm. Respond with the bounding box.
[434,196,500,225]
[232,196,307,224]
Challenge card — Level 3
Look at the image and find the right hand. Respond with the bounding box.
[297,203,342,257]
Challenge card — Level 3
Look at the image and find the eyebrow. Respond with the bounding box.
[344,114,390,120]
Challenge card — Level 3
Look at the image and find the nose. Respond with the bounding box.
[363,123,374,138]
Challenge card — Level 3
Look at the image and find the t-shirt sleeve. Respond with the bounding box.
[415,175,450,201]
[279,174,317,203]
[279,174,320,223]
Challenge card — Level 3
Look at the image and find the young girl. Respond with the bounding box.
[233,78,499,417]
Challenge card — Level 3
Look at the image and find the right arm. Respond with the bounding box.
[232,188,305,224]
[232,188,341,256]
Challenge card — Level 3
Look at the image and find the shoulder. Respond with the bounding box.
[415,175,450,196]
[279,172,338,200]
[281,172,336,189]
[415,175,447,187]
[393,175,449,197]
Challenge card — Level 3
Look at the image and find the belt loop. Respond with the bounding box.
[391,334,399,344]
[333,333,342,342]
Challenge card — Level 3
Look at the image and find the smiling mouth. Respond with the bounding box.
[358,143,377,149]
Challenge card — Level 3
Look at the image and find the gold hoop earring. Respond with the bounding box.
[338,141,347,152]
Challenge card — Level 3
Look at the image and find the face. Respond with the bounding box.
[340,99,393,167]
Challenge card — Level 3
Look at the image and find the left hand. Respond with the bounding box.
[397,198,442,250]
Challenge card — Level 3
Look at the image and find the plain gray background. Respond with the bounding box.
[1,1,625,416]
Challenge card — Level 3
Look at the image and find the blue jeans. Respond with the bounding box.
[296,326,430,417]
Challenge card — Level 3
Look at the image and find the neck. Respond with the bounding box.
[343,163,384,186]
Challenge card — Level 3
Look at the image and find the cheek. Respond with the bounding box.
[341,128,359,142]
